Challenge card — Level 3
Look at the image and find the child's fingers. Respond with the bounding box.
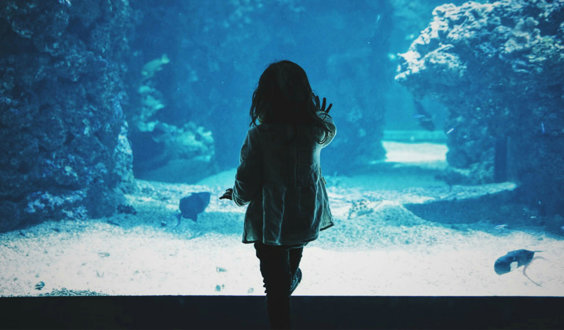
[219,189,233,200]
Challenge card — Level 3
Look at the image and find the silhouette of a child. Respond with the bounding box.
[221,60,336,329]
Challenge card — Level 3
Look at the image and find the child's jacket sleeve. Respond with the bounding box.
[318,111,336,147]
[232,130,261,206]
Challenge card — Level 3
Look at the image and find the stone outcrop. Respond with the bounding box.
[0,1,134,232]
[396,0,564,215]
[126,51,216,183]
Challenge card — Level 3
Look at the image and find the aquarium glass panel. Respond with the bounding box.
[1,0,563,297]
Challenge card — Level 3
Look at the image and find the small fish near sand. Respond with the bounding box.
[494,249,543,286]
[177,192,211,225]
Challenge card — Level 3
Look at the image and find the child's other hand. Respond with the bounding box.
[220,188,233,200]
[315,96,333,113]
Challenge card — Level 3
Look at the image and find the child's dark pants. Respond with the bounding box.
[254,242,304,330]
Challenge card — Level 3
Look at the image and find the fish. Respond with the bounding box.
[494,249,543,286]
[178,192,211,224]
[58,0,72,7]
[141,54,170,80]
[413,100,435,131]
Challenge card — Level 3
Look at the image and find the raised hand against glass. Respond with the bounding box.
[315,96,332,113]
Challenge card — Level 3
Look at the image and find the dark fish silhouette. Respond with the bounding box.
[494,249,543,286]
[178,192,211,224]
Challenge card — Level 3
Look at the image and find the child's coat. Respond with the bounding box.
[232,112,336,246]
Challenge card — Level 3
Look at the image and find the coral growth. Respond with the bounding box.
[0,0,134,232]
[396,0,564,214]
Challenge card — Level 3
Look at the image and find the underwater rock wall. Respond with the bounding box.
[125,1,218,183]
[126,0,395,178]
[396,0,564,215]
[385,0,468,132]
[0,1,135,232]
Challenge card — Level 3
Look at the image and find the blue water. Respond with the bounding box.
[1,0,563,297]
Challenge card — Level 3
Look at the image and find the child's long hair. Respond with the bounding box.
[249,60,332,144]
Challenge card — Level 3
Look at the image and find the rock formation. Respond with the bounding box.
[0,0,134,232]
[396,0,564,215]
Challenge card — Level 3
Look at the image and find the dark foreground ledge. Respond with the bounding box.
[1,296,562,329]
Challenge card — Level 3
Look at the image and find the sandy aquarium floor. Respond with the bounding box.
[1,142,564,297]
